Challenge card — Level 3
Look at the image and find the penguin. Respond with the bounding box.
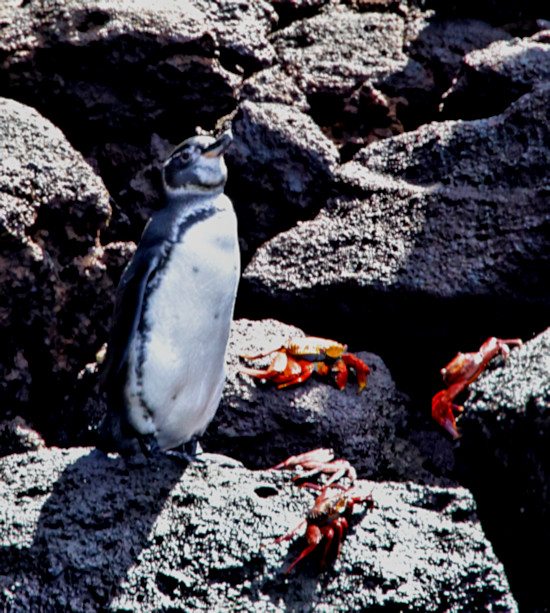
[99,131,239,457]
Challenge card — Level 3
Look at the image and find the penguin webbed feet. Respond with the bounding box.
[139,435,204,465]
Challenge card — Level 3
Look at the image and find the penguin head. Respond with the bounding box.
[162,131,232,198]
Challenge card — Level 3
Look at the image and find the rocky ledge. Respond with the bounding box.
[0,447,517,612]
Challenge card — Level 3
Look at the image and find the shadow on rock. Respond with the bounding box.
[0,448,187,610]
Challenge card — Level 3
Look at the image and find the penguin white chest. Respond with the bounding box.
[125,203,239,450]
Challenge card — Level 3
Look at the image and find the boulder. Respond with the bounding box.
[269,5,432,157]
[229,101,339,257]
[442,33,550,118]
[404,17,511,94]
[0,97,114,443]
[0,447,518,612]
[205,319,439,485]
[454,328,550,613]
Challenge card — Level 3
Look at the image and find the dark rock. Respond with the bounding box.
[404,17,511,97]
[240,83,550,393]
[0,447,518,611]
[442,34,550,118]
[270,7,411,95]
[205,319,442,485]
[240,65,310,111]
[270,6,433,155]
[0,97,116,444]
[455,329,550,613]
[244,83,550,298]
[0,0,276,243]
[0,417,45,457]
[269,0,330,30]
[229,101,339,257]
[420,0,550,28]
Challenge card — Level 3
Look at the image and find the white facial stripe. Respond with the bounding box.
[164,180,226,198]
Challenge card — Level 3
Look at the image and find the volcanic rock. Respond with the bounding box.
[205,318,438,484]
[0,97,113,443]
[0,447,518,612]
[455,328,550,612]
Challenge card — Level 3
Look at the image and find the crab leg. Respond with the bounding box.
[285,525,323,574]
[431,385,465,439]
[271,448,335,471]
[340,353,370,392]
[276,361,329,389]
[270,448,356,489]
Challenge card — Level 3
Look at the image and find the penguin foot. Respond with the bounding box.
[139,435,204,465]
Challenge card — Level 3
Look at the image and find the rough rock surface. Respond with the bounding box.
[442,33,550,118]
[229,100,340,254]
[0,447,518,612]
[0,97,114,442]
[270,8,415,95]
[0,0,276,246]
[244,83,550,298]
[240,81,550,392]
[206,318,437,485]
[455,329,550,613]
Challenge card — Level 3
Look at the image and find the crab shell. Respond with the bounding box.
[283,337,347,361]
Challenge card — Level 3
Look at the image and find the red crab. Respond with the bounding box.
[274,485,373,574]
[271,448,356,490]
[240,336,370,392]
[432,336,522,438]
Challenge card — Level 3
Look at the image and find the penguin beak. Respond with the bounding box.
[203,131,233,158]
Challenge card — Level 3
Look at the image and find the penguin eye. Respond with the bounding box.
[177,148,194,164]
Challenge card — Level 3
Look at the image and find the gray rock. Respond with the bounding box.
[229,101,339,254]
[464,330,550,429]
[454,329,550,612]
[241,65,310,112]
[205,319,439,485]
[0,0,276,71]
[271,8,411,95]
[268,5,433,153]
[442,34,550,118]
[0,447,518,612]
[240,84,550,386]
[244,83,550,299]
[0,97,113,442]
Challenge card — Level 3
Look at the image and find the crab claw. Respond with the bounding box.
[340,353,370,392]
[330,359,349,390]
[431,388,463,439]
[239,350,290,379]
[276,360,329,389]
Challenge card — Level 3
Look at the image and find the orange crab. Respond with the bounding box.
[432,336,522,438]
[274,485,373,574]
[240,336,370,392]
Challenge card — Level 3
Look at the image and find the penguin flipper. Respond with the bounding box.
[100,242,163,393]
[98,241,164,453]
